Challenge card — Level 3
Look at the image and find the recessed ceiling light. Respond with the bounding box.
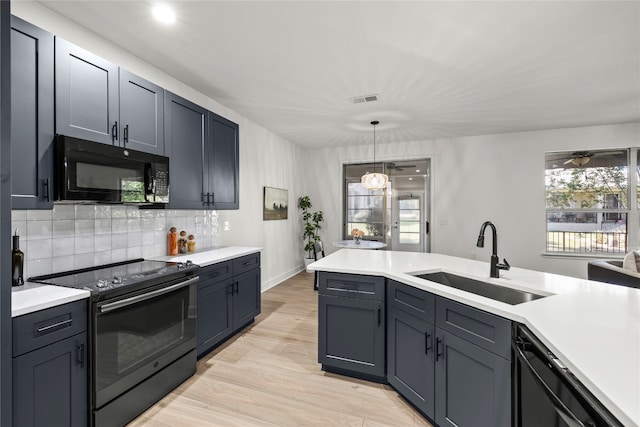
[152,4,176,24]
[415,169,420,173]
[408,177,413,181]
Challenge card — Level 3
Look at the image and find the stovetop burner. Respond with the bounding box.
[30,258,199,298]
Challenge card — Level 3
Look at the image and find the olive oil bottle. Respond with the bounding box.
[12,229,24,286]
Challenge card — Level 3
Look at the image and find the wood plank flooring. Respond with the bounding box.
[129,272,432,427]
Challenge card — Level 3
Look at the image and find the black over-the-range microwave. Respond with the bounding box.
[55,135,170,204]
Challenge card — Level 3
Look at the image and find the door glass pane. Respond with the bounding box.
[399,233,420,244]
[399,199,419,210]
[399,222,420,232]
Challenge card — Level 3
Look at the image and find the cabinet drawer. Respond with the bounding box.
[232,252,260,275]
[387,279,435,324]
[436,297,511,360]
[13,300,88,357]
[199,260,233,286]
[319,272,384,300]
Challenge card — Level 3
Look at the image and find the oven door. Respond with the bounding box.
[93,276,197,408]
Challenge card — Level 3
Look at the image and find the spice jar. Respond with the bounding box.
[167,227,178,256]
[179,230,188,254]
[187,234,196,253]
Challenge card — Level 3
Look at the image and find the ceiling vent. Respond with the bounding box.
[350,94,379,104]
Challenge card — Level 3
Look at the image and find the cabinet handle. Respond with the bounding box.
[234,281,239,294]
[242,261,252,266]
[436,337,443,362]
[77,343,85,368]
[36,318,72,334]
[425,332,432,354]
[42,178,50,202]
[377,308,381,326]
[111,121,118,143]
[123,124,129,144]
[210,192,215,206]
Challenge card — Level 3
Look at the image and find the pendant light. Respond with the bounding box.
[361,120,389,190]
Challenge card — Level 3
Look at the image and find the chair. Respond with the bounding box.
[312,241,325,290]
[587,260,640,289]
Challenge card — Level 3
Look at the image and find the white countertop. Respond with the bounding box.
[11,247,261,318]
[12,282,90,317]
[152,246,262,267]
[308,250,640,427]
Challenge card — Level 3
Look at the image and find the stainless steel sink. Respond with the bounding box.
[412,272,546,305]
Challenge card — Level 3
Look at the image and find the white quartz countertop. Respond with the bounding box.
[12,282,90,317]
[152,246,261,267]
[308,250,640,427]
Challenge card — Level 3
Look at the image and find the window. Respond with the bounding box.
[545,149,638,254]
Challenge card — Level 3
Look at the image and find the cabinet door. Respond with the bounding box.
[164,91,207,209]
[119,69,164,155]
[55,38,119,145]
[13,332,88,427]
[10,17,54,209]
[197,278,233,357]
[232,268,261,329]
[387,305,435,419]
[435,329,510,427]
[318,295,385,379]
[206,112,239,209]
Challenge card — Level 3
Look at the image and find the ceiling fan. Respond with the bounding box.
[386,162,416,171]
[562,151,594,166]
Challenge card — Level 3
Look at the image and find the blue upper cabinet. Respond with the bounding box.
[11,16,54,209]
[119,69,164,155]
[164,91,207,209]
[55,37,119,145]
[55,38,164,155]
[206,112,239,210]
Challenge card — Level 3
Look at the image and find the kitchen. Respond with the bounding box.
[1,1,639,426]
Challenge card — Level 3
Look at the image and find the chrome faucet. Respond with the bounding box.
[476,221,510,278]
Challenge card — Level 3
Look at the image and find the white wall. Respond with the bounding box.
[303,123,640,279]
[13,2,306,289]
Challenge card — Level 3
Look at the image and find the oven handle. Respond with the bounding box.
[513,340,586,427]
[99,276,198,313]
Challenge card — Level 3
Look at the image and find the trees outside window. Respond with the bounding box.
[545,149,638,254]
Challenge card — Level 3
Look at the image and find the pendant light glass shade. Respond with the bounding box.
[361,120,389,190]
[361,172,388,190]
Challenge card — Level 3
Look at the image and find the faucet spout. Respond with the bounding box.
[476,221,509,278]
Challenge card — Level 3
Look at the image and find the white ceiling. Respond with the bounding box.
[35,1,640,149]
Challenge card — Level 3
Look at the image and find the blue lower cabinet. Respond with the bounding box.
[196,254,261,358]
[13,300,88,427]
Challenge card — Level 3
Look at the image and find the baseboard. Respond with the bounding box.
[261,265,307,292]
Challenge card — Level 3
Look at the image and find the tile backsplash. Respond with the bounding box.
[12,205,220,279]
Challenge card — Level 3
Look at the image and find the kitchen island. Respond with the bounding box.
[308,249,640,427]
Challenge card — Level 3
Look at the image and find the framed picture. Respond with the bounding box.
[263,186,288,220]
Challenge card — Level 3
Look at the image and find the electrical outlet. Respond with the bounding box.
[223,221,230,231]
[471,252,477,260]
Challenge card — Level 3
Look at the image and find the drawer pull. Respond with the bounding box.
[242,261,252,266]
[36,318,72,334]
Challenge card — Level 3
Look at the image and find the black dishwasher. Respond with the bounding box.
[512,324,623,427]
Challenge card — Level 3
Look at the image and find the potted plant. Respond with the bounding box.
[298,196,324,269]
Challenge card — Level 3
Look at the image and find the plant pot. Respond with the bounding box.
[303,258,315,273]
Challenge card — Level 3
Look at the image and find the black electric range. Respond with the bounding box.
[29,258,199,301]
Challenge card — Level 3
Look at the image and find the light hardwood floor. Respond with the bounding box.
[129,272,432,427]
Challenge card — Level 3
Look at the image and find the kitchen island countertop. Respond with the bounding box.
[308,249,640,427]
